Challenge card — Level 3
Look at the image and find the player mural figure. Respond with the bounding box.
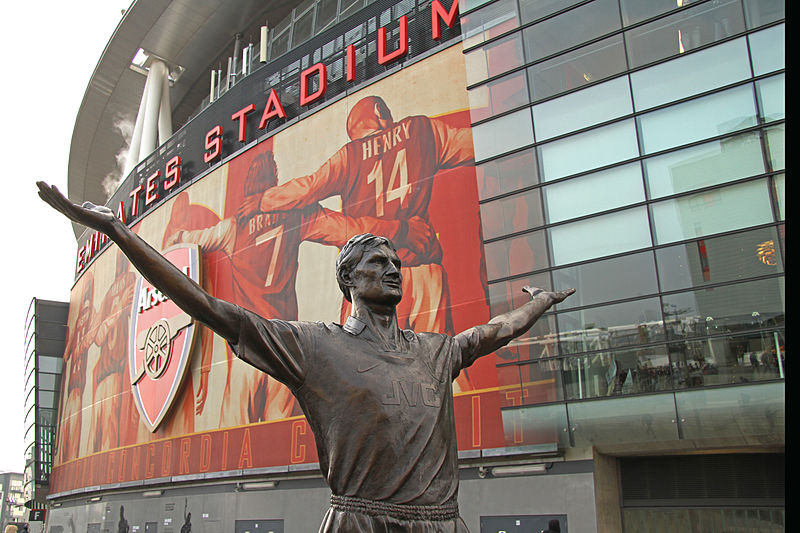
[166,149,437,425]
[38,182,574,532]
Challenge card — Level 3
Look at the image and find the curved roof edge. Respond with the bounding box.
[67,0,295,238]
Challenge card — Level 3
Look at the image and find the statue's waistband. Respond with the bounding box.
[329,494,459,522]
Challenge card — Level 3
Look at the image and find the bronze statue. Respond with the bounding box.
[37,182,574,532]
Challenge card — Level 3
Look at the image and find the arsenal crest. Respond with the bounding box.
[129,244,201,432]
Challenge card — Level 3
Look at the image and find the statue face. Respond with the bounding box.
[348,244,403,307]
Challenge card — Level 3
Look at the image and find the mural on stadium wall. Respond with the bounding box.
[51,44,557,493]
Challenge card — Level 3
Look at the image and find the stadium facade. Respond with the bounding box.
[44,0,784,531]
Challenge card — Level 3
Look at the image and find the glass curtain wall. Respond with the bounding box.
[462,0,784,450]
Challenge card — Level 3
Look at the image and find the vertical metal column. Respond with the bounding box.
[123,59,172,176]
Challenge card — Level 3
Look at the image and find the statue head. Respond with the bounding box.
[243,151,278,196]
[336,233,401,305]
[346,96,393,140]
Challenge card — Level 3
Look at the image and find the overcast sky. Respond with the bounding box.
[0,1,131,473]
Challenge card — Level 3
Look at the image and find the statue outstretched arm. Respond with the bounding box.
[456,286,575,364]
[37,182,240,344]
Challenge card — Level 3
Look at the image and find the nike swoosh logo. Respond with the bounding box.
[356,363,381,373]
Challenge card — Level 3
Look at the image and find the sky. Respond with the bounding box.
[0,1,132,473]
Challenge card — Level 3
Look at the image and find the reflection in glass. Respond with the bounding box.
[650,179,773,245]
[676,382,784,441]
[504,314,559,361]
[552,251,658,310]
[661,277,785,340]
[568,393,678,447]
[484,230,549,281]
[656,227,784,292]
[772,174,784,221]
[544,163,644,224]
[756,74,785,123]
[518,0,584,25]
[500,402,569,449]
[522,0,620,62]
[643,131,764,199]
[528,35,627,102]
[564,346,672,400]
[765,124,784,171]
[461,0,519,48]
[619,0,685,26]
[669,330,785,389]
[472,108,534,161]
[625,0,745,69]
[476,149,538,200]
[557,297,664,355]
[532,76,632,141]
[630,38,751,111]
[464,32,525,86]
[638,85,757,155]
[743,0,784,28]
[500,358,564,408]
[480,188,544,240]
[549,207,651,266]
[748,24,785,75]
[539,119,639,181]
[468,70,530,123]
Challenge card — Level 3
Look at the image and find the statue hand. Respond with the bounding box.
[522,286,576,304]
[37,181,116,233]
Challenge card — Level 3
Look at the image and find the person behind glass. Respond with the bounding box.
[540,519,561,533]
[37,181,575,532]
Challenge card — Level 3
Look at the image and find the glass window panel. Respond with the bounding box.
[468,70,530,123]
[532,76,632,140]
[37,356,62,374]
[522,0,621,62]
[476,149,538,200]
[38,391,55,408]
[38,373,58,390]
[480,188,544,240]
[765,124,784,171]
[638,85,758,155]
[568,393,679,447]
[669,330,785,389]
[662,277,785,340]
[557,297,664,354]
[565,345,672,400]
[748,24,785,76]
[675,382,784,441]
[544,163,645,224]
[484,230,549,280]
[472,109,534,162]
[315,0,338,34]
[528,35,628,102]
[552,251,658,310]
[464,32,525,86]
[656,227,784,292]
[500,403,569,449]
[549,207,651,265]
[539,119,639,181]
[756,74,785,123]
[743,0,784,29]
[519,0,584,25]
[650,179,773,245]
[625,0,746,69]
[644,131,765,199]
[292,8,315,47]
[620,0,684,26]
[631,38,751,111]
[773,174,784,220]
[462,0,494,12]
[461,0,519,48]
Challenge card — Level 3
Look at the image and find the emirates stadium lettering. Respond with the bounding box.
[75,0,459,275]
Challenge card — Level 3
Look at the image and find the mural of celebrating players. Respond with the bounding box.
[55,45,494,466]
